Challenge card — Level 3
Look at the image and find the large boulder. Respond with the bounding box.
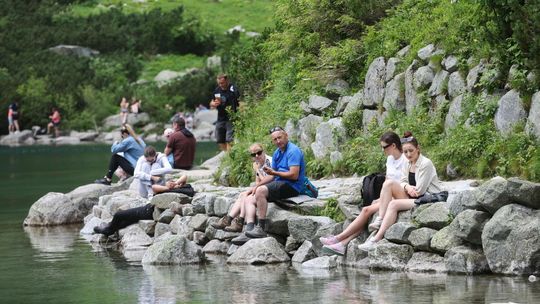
[413,202,451,230]
[363,57,386,108]
[291,241,317,263]
[310,118,347,159]
[362,109,384,130]
[385,57,401,82]
[384,222,416,244]
[120,225,153,250]
[477,176,511,214]
[24,192,88,226]
[481,204,540,275]
[413,66,435,90]
[448,189,483,216]
[506,177,540,210]
[154,68,200,87]
[406,251,446,273]
[169,215,194,239]
[48,45,99,57]
[227,237,290,264]
[368,241,414,271]
[417,44,435,61]
[302,256,339,269]
[430,225,464,254]
[405,60,419,114]
[494,90,527,135]
[383,72,405,111]
[447,71,466,98]
[102,112,150,128]
[266,203,302,236]
[444,94,464,130]
[150,192,192,209]
[342,90,364,115]
[445,245,490,274]
[428,70,449,97]
[526,91,540,138]
[142,235,205,265]
[452,210,490,245]
[325,79,350,98]
[202,239,230,254]
[408,227,438,251]
[307,95,335,113]
[297,114,323,150]
[466,60,486,92]
[288,216,335,243]
[442,55,459,72]
[0,130,34,146]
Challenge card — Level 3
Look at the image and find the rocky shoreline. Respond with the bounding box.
[23,153,540,276]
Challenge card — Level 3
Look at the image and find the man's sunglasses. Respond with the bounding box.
[269,126,284,134]
[250,150,263,157]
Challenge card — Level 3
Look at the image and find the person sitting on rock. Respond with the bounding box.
[320,131,407,256]
[358,131,444,251]
[232,127,307,245]
[95,124,145,185]
[164,116,196,170]
[212,143,273,233]
[133,146,173,198]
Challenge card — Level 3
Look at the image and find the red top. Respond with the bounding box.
[167,130,196,169]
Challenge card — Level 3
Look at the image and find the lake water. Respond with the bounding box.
[1,143,539,303]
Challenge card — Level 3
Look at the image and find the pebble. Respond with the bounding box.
[529,275,537,282]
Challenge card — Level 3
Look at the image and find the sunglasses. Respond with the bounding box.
[382,143,392,150]
[400,137,415,144]
[269,126,284,134]
[250,150,263,157]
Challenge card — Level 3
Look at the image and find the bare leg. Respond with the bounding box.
[228,191,247,218]
[244,194,257,223]
[378,180,408,218]
[47,123,53,134]
[14,120,20,132]
[373,199,415,241]
[335,202,379,245]
[254,186,269,219]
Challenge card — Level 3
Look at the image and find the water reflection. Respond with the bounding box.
[24,225,80,262]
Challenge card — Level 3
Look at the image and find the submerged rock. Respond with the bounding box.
[227,237,290,264]
[142,235,205,265]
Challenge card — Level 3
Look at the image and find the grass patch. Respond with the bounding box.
[140,54,206,80]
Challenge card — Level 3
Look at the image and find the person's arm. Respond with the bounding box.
[414,157,437,195]
[150,155,173,176]
[264,165,300,181]
[111,137,131,153]
[164,136,174,156]
[133,157,151,181]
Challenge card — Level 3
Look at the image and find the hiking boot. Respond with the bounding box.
[224,217,243,232]
[211,215,232,229]
[319,235,339,246]
[322,242,345,256]
[93,224,114,237]
[368,216,383,232]
[231,233,250,246]
[94,178,111,186]
[245,225,267,238]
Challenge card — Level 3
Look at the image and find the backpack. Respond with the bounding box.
[361,173,386,206]
[302,178,319,198]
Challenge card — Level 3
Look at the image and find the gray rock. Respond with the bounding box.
[102,112,150,128]
[202,239,230,254]
[385,57,401,82]
[288,216,335,243]
[494,90,527,135]
[445,94,464,130]
[121,225,153,250]
[150,193,192,209]
[154,222,171,238]
[168,202,183,215]
[409,227,438,251]
[368,241,414,271]
[334,95,352,116]
[342,90,364,115]
[292,241,317,263]
[430,94,448,116]
[138,220,156,236]
[192,231,208,245]
[447,71,466,98]
[142,235,205,265]
[325,79,350,97]
[69,130,99,141]
[48,44,99,57]
[337,201,360,220]
[383,72,405,111]
[362,109,383,130]
[405,61,419,114]
[297,114,323,150]
[213,196,234,217]
[384,222,416,244]
[227,237,290,264]
[157,209,175,224]
[442,55,459,72]
[466,60,486,92]
[406,252,446,273]
[428,70,449,97]
[188,214,208,232]
[452,209,490,245]
[363,57,386,107]
[266,203,302,236]
[80,216,106,235]
[24,192,87,226]
[526,91,540,138]
[169,215,194,239]
[430,225,464,254]
[54,136,81,145]
[206,55,222,70]
[445,245,490,274]
[417,44,435,61]
[448,189,483,216]
[397,45,411,58]
[343,239,369,268]
[284,119,298,142]
[192,192,216,214]
[482,204,540,275]
[310,118,347,159]
[329,151,343,166]
[413,66,435,90]
[154,68,200,87]
[477,176,511,214]
[212,229,241,241]
[307,95,335,113]
[302,256,339,269]
[152,207,162,221]
[300,101,311,114]
[413,202,451,230]
[285,236,303,253]
[181,204,196,216]
[507,177,540,209]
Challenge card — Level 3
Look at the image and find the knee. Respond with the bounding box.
[388,200,399,211]
[254,186,267,198]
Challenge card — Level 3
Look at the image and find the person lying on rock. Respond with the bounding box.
[93,204,155,238]
[320,131,407,256]
[151,175,190,195]
[212,143,273,233]
[231,126,307,245]
[358,131,445,251]
[133,146,173,198]
[95,124,145,185]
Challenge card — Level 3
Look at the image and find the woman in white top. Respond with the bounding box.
[359,131,444,250]
[211,143,273,232]
[133,146,173,198]
[320,131,407,255]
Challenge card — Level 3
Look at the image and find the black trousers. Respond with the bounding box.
[108,204,154,233]
[106,154,134,179]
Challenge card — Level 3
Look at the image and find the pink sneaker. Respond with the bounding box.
[322,242,345,256]
[319,235,339,246]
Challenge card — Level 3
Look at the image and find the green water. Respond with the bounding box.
[0,144,539,303]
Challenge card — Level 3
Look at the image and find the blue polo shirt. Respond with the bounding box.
[272,141,306,193]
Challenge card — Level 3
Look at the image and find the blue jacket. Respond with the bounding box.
[111,136,146,167]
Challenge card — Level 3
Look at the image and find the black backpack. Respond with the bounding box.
[361,173,386,206]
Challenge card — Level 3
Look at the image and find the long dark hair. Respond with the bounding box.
[380,131,402,152]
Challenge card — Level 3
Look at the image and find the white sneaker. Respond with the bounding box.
[358,237,378,251]
[368,216,383,231]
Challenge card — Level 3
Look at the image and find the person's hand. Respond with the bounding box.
[406,185,419,197]
[166,181,175,189]
[249,186,257,196]
[262,166,274,175]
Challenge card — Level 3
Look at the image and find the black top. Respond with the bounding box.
[213,83,240,122]
[408,172,416,186]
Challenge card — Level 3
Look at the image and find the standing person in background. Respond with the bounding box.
[164,116,196,170]
[47,107,61,138]
[94,124,146,185]
[120,97,129,125]
[209,74,240,151]
[7,101,20,133]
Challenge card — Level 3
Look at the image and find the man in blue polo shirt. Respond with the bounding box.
[233,127,306,242]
